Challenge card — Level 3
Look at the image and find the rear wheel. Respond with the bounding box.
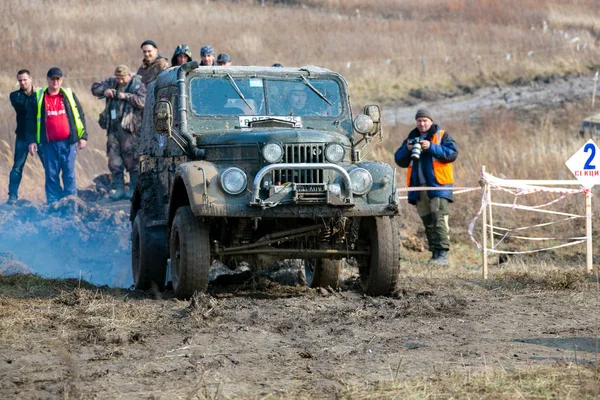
[131,210,167,290]
[169,206,211,299]
[303,258,342,289]
[357,216,400,296]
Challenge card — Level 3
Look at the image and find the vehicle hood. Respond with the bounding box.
[195,128,352,146]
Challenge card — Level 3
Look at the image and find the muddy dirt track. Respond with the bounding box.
[0,274,598,399]
[0,199,598,399]
[1,74,599,399]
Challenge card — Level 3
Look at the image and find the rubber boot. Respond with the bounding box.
[433,250,449,266]
[125,171,138,200]
[110,172,126,201]
[427,250,439,264]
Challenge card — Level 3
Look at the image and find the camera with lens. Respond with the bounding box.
[408,136,425,160]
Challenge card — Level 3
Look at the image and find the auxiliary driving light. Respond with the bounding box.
[220,167,247,195]
[353,114,374,134]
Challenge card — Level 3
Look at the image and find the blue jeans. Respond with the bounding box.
[41,140,77,204]
[8,139,31,199]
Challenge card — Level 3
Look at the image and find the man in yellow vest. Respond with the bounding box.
[26,67,87,204]
[394,109,458,265]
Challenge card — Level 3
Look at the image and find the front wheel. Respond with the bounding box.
[169,206,211,299]
[131,210,167,290]
[357,216,401,296]
[303,258,343,289]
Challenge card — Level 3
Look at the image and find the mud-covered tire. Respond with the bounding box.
[358,216,400,296]
[131,210,168,291]
[303,259,342,289]
[169,206,211,299]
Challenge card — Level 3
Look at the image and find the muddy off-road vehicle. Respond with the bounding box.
[130,63,401,298]
[580,112,600,139]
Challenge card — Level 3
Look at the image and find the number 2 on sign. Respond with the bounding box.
[584,144,596,170]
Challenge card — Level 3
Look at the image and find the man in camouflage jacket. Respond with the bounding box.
[91,65,146,200]
[137,39,169,87]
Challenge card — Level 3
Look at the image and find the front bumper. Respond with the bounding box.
[250,163,353,208]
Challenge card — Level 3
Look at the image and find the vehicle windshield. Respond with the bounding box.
[189,76,343,117]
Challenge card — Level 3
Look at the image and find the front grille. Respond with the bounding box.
[272,143,325,184]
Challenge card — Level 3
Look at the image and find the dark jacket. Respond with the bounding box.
[394,124,458,204]
[26,88,88,146]
[137,55,169,87]
[10,88,36,141]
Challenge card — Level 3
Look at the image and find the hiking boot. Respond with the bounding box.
[124,171,137,200]
[6,195,17,206]
[432,250,449,266]
[109,173,126,201]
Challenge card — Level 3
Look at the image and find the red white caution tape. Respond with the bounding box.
[468,172,592,254]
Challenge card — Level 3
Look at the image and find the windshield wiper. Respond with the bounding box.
[225,73,253,110]
[300,76,332,106]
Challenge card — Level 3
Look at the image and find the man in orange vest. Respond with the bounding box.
[394,109,458,265]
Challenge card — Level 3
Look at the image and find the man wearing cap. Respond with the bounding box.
[171,44,193,66]
[7,69,39,205]
[394,109,458,265]
[200,45,216,66]
[216,53,232,66]
[26,67,87,204]
[91,65,146,200]
[285,84,308,115]
[137,40,169,86]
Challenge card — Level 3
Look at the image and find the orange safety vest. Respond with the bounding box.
[406,130,454,186]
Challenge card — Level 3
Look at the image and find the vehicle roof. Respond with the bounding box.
[191,65,334,75]
[154,64,343,87]
[582,112,600,124]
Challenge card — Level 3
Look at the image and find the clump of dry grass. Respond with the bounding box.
[339,362,600,399]
[493,268,592,290]
[185,291,220,324]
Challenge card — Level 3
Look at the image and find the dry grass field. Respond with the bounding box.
[0,1,600,398]
[0,0,599,201]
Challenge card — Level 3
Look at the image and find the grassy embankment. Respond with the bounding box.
[0,0,599,203]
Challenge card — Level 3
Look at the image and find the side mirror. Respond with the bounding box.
[352,104,383,162]
[153,100,172,134]
[364,104,380,123]
[353,104,381,137]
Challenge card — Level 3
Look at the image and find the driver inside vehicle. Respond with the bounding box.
[286,86,307,116]
[280,83,331,117]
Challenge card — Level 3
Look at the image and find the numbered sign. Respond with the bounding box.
[565,139,600,188]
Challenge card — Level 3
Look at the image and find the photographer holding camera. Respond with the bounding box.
[394,109,458,265]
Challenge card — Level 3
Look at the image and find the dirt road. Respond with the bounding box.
[0,273,597,399]
[383,73,594,126]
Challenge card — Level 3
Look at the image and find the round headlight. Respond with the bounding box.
[349,168,373,196]
[262,143,283,163]
[353,114,374,134]
[220,167,247,195]
[325,143,345,163]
